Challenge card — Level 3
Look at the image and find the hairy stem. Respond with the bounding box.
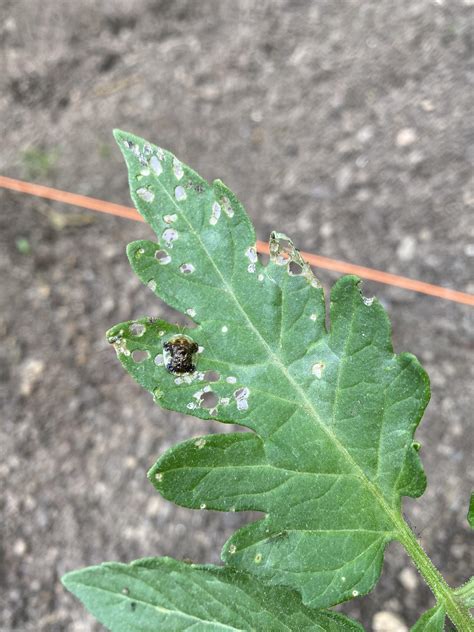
[398,519,473,631]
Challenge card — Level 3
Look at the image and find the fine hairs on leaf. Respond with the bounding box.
[410,604,446,632]
[62,131,474,631]
[62,558,364,632]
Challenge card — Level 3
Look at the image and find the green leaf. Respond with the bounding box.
[468,492,474,529]
[62,557,364,631]
[455,576,474,608]
[410,604,445,631]
[109,130,430,608]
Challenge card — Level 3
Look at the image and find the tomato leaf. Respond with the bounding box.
[454,576,474,609]
[410,604,445,631]
[108,130,430,608]
[62,557,365,631]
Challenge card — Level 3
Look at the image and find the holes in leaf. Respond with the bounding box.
[210,202,221,225]
[183,316,198,330]
[270,232,294,265]
[234,387,250,411]
[174,185,186,201]
[201,391,219,409]
[179,263,195,274]
[130,323,146,337]
[203,370,220,382]
[234,387,249,399]
[150,155,162,176]
[245,246,257,273]
[162,228,179,247]
[312,362,325,378]
[275,244,292,265]
[288,261,304,275]
[132,349,150,363]
[155,250,171,264]
[258,251,270,266]
[220,196,234,218]
[136,186,154,203]
[245,246,258,264]
[173,157,184,180]
[278,238,292,253]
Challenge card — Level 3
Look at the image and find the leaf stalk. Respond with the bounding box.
[399,519,473,631]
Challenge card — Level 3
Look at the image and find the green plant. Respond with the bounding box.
[15,236,31,255]
[21,145,58,179]
[62,131,473,631]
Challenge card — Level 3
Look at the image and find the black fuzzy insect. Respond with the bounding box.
[163,336,198,374]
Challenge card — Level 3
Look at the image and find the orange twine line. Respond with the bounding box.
[1,175,473,307]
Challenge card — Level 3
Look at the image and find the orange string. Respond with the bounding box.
[1,175,473,307]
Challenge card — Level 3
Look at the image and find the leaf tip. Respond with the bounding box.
[61,568,81,593]
[112,128,128,143]
[147,462,164,490]
[126,240,141,261]
[113,128,142,156]
[126,240,153,268]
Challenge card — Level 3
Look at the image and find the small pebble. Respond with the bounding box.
[397,235,417,261]
[13,538,27,556]
[420,99,435,112]
[373,611,408,632]
[146,496,162,517]
[396,128,417,147]
[356,125,374,143]
[320,222,333,238]
[398,567,418,591]
[336,165,353,193]
[20,358,45,396]
[125,456,137,469]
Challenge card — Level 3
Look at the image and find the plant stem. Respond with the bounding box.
[398,519,473,631]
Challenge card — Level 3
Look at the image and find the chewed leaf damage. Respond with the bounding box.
[109,130,430,610]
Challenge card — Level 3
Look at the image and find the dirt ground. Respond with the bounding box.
[0,1,473,630]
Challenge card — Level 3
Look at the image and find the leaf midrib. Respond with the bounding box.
[70,582,247,631]
[151,163,403,538]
